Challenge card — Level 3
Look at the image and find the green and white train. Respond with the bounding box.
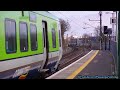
[0,11,62,79]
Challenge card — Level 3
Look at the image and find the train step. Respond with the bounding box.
[39,69,49,73]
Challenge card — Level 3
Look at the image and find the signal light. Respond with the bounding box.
[104,26,108,34]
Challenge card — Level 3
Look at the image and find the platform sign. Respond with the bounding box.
[110,17,116,24]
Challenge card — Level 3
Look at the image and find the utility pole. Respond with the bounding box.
[105,34,107,50]
[112,12,115,41]
[108,33,110,50]
[99,11,102,50]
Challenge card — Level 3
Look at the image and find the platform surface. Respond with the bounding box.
[46,50,116,79]
[75,50,116,79]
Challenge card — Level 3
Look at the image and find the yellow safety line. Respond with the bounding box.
[67,50,99,79]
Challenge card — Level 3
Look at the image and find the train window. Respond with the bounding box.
[59,30,61,47]
[43,28,46,47]
[52,28,56,48]
[19,22,28,52]
[30,24,38,51]
[5,19,17,54]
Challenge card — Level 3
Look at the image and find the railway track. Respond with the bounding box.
[43,49,90,78]
[59,50,89,70]
[62,49,75,59]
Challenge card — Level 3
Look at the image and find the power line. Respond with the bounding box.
[84,22,96,28]
[56,11,83,29]
[52,12,81,35]
[59,12,98,36]
[51,11,99,30]
[57,11,96,36]
[50,11,99,36]
[65,11,100,28]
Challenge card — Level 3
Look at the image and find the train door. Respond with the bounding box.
[42,21,49,69]
[54,23,63,70]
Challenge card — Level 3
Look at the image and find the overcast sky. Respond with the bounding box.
[49,11,114,38]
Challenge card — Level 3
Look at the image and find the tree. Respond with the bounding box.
[94,26,100,37]
[60,19,70,49]
[94,26,105,42]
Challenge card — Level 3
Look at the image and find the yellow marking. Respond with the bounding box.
[67,50,99,79]
[19,73,28,79]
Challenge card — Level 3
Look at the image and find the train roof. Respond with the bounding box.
[32,11,59,21]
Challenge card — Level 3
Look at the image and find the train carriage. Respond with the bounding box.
[0,11,62,79]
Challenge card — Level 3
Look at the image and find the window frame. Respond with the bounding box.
[5,18,17,54]
[43,27,46,47]
[30,23,38,51]
[19,21,28,52]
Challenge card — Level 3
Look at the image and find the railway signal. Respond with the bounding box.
[104,26,108,34]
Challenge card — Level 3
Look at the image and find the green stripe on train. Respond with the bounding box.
[0,11,59,61]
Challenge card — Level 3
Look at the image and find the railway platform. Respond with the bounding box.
[46,50,117,79]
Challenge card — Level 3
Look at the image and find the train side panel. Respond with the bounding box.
[0,11,62,79]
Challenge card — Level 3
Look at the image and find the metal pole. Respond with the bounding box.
[109,33,110,50]
[112,13,115,41]
[105,35,106,50]
[99,11,102,50]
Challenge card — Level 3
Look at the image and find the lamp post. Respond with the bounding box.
[99,11,102,50]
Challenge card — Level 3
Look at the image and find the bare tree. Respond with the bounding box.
[94,26,105,42]
[60,19,71,49]
[94,26,100,37]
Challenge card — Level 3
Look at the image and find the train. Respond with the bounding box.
[68,38,92,49]
[0,11,63,79]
